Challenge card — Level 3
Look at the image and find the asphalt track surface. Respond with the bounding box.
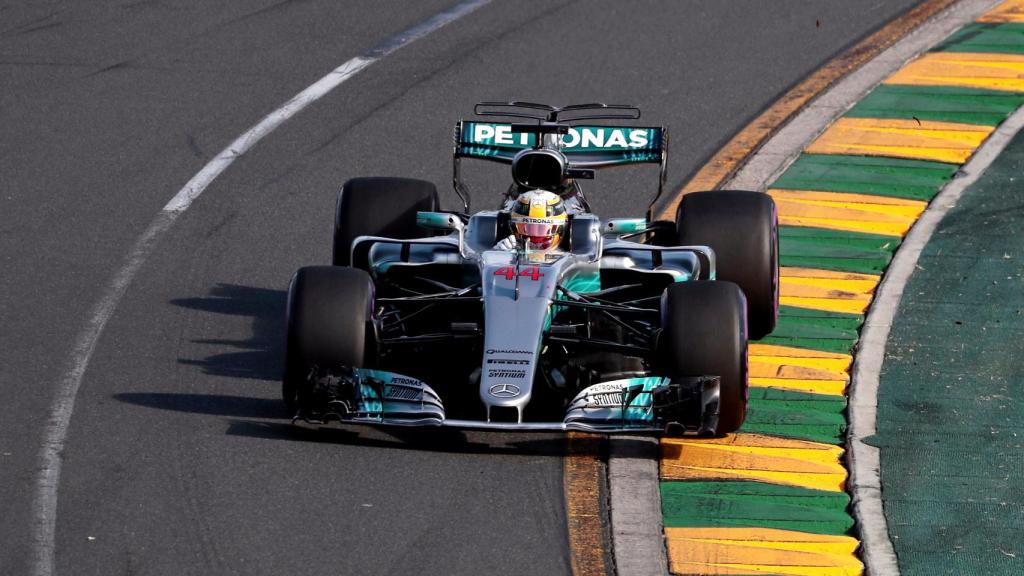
[0,1,922,574]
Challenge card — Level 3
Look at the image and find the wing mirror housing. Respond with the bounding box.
[417,211,468,258]
[417,211,466,233]
[603,218,648,235]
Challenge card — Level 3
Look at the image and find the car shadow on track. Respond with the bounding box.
[113,389,568,456]
[114,392,288,418]
[226,420,572,457]
[170,283,285,382]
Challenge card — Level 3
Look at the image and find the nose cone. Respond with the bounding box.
[478,259,560,421]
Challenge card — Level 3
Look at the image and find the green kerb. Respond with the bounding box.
[745,389,848,445]
[773,312,861,340]
[780,225,900,275]
[777,304,862,321]
[848,84,1024,125]
[750,386,847,402]
[772,154,959,201]
[661,481,854,535]
[935,22,1024,55]
[757,305,863,355]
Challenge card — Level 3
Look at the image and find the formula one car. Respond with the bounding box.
[284,102,778,435]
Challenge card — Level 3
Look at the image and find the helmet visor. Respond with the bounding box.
[514,221,562,249]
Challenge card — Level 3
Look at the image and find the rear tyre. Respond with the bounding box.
[282,266,373,409]
[676,190,778,340]
[333,177,440,266]
[657,281,748,434]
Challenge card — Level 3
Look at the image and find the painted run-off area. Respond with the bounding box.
[661,1,1024,574]
[876,125,1024,575]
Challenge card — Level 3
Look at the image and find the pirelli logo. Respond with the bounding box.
[487,358,529,365]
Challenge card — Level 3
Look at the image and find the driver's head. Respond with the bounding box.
[510,190,567,251]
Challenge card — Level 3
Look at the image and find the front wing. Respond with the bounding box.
[293,369,721,435]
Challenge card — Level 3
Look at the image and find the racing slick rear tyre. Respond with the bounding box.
[676,190,778,340]
[283,266,373,410]
[658,281,748,434]
[332,177,440,266]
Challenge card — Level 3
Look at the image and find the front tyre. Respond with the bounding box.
[657,281,748,434]
[282,266,373,410]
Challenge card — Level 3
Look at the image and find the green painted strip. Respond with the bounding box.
[936,22,1024,55]
[746,389,847,445]
[780,226,900,243]
[661,481,853,535]
[781,255,891,275]
[745,395,847,445]
[749,387,847,403]
[777,305,862,321]
[772,154,959,201]
[758,336,856,356]
[764,305,862,354]
[663,481,850,507]
[781,225,900,275]
[772,313,861,342]
[875,122,1024,576]
[848,84,1024,125]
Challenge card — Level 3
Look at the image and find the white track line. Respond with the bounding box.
[30,2,490,574]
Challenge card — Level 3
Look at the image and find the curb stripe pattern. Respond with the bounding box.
[660,2,1024,574]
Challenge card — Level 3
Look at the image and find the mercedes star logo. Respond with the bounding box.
[488,383,521,398]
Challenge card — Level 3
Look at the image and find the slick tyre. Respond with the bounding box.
[332,177,440,266]
[658,281,748,434]
[676,190,779,340]
[282,266,373,409]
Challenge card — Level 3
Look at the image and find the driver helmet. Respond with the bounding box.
[510,190,567,251]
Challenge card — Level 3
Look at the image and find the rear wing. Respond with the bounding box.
[455,121,666,168]
[450,103,670,221]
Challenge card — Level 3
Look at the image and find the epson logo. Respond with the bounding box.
[473,125,649,149]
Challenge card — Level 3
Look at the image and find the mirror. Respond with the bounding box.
[417,211,465,232]
[604,218,647,235]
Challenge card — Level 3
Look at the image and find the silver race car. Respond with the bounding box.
[283,102,778,435]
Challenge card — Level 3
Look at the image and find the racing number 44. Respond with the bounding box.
[494,266,544,281]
